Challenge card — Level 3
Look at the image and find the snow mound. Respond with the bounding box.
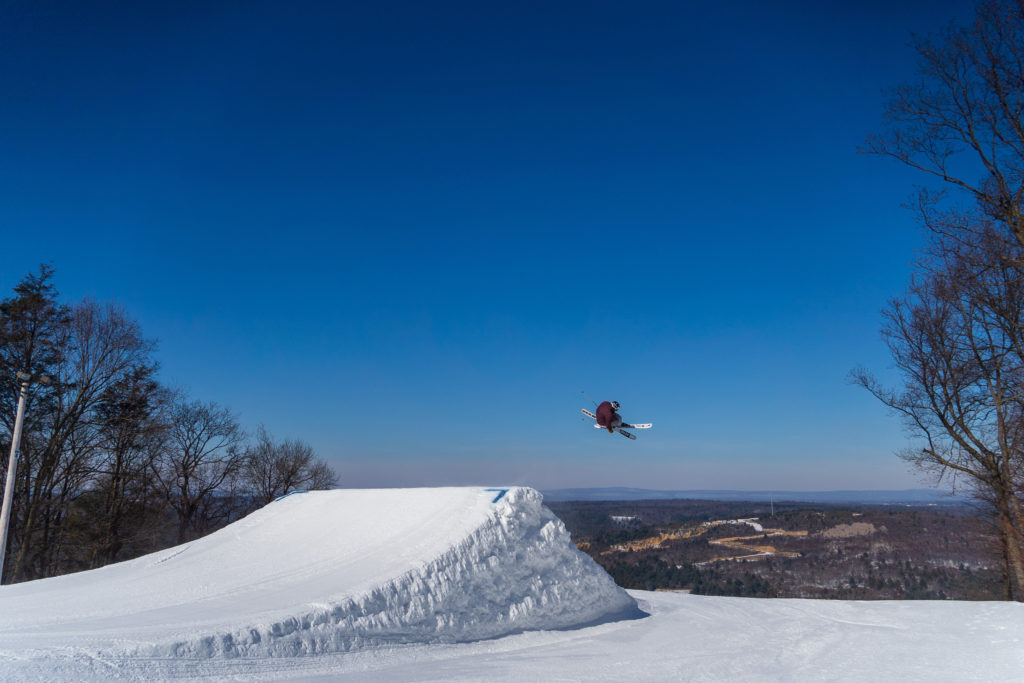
[0,487,639,662]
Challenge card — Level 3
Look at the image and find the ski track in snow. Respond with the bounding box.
[0,486,1022,681]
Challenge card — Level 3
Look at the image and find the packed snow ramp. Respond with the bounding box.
[0,487,639,661]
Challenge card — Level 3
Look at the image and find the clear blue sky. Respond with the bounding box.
[1,1,976,491]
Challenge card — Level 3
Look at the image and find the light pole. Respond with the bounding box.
[0,371,49,584]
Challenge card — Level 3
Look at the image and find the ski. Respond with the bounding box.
[581,408,651,437]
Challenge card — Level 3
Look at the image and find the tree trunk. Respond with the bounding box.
[995,488,1024,601]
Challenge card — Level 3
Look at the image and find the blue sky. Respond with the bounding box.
[1,1,976,490]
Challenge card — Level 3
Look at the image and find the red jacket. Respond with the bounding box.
[596,401,618,427]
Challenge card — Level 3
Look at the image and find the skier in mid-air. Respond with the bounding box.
[595,400,622,434]
[581,397,650,439]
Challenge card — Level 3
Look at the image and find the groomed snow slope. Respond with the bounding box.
[3,487,1023,682]
[0,487,639,666]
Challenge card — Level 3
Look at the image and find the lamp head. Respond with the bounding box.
[15,371,51,385]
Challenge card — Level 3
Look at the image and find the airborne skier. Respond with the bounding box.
[580,401,651,440]
[595,400,622,433]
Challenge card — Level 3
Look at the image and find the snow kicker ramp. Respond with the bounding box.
[0,487,639,662]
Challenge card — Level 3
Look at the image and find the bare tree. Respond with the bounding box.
[1,268,342,579]
[3,295,155,581]
[86,363,171,567]
[241,425,338,508]
[861,0,1024,601]
[1,268,345,580]
[853,226,1024,599]
[865,0,1024,256]
[153,399,245,543]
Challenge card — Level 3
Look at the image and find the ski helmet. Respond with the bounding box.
[611,401,620,410]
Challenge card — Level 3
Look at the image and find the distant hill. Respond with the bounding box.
[540,487,970,505]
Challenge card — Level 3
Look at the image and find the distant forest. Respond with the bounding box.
[550,499,1004,600]
[0,266,339,584]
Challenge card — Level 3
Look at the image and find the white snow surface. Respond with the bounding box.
[1,486,1023,681]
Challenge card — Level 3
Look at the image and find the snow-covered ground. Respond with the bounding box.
[1,487,1022,681]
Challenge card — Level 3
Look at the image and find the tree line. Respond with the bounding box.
[0,266,337,584]
[855,0,1024,601]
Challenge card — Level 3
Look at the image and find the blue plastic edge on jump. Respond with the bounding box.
[485,488,509,503]
[273,489,310,503]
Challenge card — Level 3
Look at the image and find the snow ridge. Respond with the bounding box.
[153,487,638,658]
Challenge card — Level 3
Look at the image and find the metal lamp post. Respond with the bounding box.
[0,371,49,584]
